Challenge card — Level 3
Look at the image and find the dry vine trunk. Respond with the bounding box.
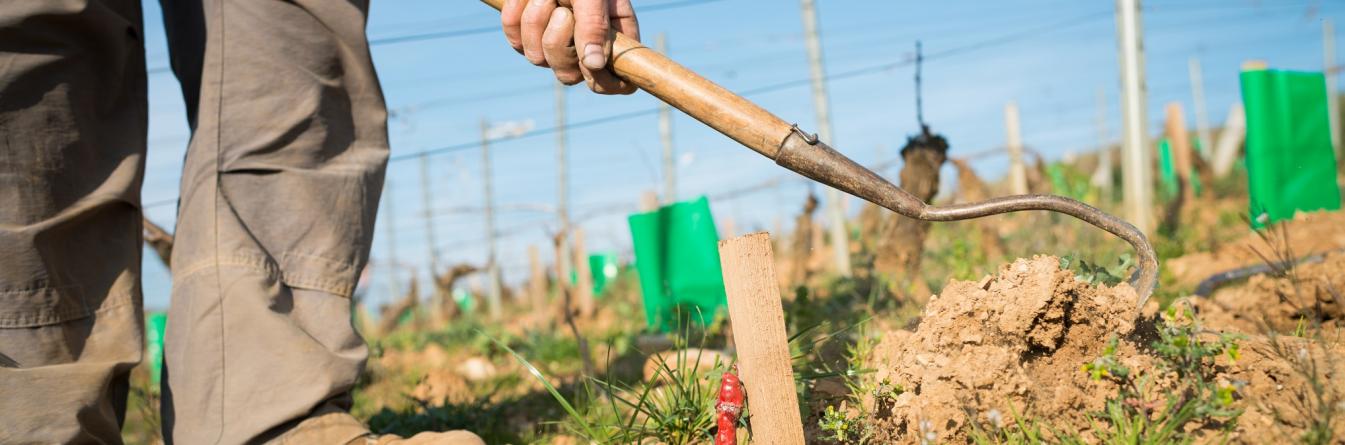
[379,279,420,335]
[857,202,885,246]
[788,194,818,287]
[552,232,595,377]
[433,263,479,323]
[1026,153,1052,194]
[875,129,948,285]
[143,217,174,268]
[951,159,1005,260]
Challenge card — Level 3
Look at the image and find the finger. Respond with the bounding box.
[580,64,635,95]
[570,0,610,70]
[520,0,556,67]
[611,0,640,42]
[500,0,527,53]
[542,8,582,85]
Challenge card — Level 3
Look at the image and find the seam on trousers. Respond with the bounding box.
[174,255,356,298]
[210,0,227,442]
[0,287,139,329]
[280,251,358,297]
[174,254,277,283]
[0,285,85,328]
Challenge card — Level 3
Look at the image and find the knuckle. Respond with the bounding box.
[578,16,607,31]
[542,33,568,49]
[575,8,607,27]
[556,71,583,85]
[523,12,548,27]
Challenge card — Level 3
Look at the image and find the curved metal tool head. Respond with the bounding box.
[774,132,1158,307]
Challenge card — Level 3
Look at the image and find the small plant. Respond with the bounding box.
[1245,211,1296,274]
[966,403,1084,445]
[1060,254,1133,287]
[818,404,864,443]
[871,377,904,404]
[1082,305,1244,444]
[1081,336,1129,381]
[805,323,882,444]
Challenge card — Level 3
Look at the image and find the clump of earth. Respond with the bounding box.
[861,255,1344,444]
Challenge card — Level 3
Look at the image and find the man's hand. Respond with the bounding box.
[501,0,639,94]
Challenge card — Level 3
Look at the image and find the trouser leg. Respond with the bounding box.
[0,0,147,443]
[158,0,388,443]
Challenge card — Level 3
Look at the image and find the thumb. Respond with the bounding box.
[571,0,610,70]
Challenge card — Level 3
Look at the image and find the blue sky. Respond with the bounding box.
[137,0,1341,310]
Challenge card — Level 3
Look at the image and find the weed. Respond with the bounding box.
[1081,336,1129,381]
[871,377,904,405]
[1246,217,1343,443]
[966,403,1084,445]
[1245,216,1299,280]
[1265,325,1342,444]
[1083,305,1243,444]
[810,322,882,444]
[491,327,729,444]
[818,404,864,443]
[365,395,523,443]
[1060,254,1133,287]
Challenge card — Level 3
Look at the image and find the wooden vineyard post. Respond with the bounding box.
[718,232,806,445]
[572,227,595,317]
[528,245,547,322]
[1165,102,1194,203]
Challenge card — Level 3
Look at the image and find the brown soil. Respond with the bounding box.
[863,256,1345,444]
[1190,252,1345,334]
[1167,211,1345,288]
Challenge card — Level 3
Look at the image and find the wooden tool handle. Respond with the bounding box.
[478,0,1160,305]
[479,0,793,158]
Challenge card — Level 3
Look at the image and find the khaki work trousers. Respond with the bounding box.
[1,0,388,443]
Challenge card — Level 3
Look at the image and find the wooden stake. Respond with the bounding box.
[640,189,660,212]
[572,227,595,317]
[528,245,547,321]
[1165,102,1194,202]
[1117,0,1155,235]
[1004,101,1029,195]
[800,0,852,279]
[1212,103,1246,177]
[718,232,805,445]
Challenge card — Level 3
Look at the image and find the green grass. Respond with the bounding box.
[490,326,731,444]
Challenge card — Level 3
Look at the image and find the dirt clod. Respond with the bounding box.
[864,255,1345,443]
[865,256,1138,442]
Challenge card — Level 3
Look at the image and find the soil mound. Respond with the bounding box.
[864,255,1345,443]
[864,256,1140,442]
[1167,211,1345,288]
[1192,252,1345,334]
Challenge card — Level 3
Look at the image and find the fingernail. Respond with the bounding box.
[532,0,548,6]
[583,43,605,69]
